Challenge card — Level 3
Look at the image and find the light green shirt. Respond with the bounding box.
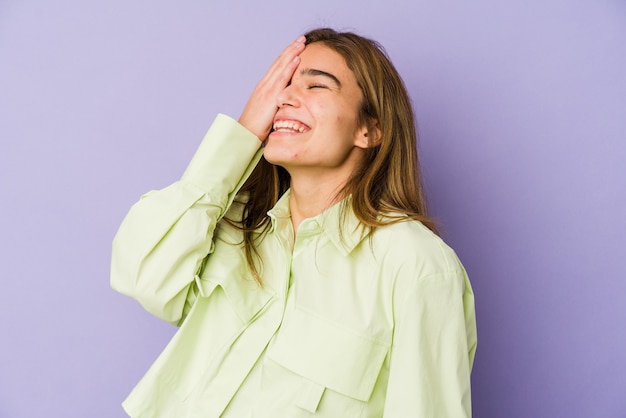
[111,114,477,418]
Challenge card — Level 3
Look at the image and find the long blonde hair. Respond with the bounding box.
[230,28,437,282]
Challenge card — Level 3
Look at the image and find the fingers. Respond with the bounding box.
[261,36,305,92]
[268,36,306,73]
[239,36,306,140]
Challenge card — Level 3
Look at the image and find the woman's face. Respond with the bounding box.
[263,43,369,178]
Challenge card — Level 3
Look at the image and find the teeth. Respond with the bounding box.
[273,120,308,133]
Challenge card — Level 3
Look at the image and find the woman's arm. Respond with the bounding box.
[110,115,262,325]
[110,36,305,326]
[383,264,477,417]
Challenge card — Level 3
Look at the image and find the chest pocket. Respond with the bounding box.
[267,306,390,413]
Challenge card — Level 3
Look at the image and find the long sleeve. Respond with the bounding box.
[110,114,263,325]
[383,265,477,417]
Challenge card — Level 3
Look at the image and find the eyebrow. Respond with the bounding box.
[300,68,342,88]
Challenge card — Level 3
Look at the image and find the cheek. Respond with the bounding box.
[333,101,361,129]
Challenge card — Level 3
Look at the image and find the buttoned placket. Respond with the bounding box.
[236,208,295,418]
[197,213,295,417]
[272,213,296,299]
[292,218,323,258]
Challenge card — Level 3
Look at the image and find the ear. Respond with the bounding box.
[354,119,381,149]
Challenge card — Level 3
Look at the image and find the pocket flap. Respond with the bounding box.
[268,306,389,402]
[196,244,274,325]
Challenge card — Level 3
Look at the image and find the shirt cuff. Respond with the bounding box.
[181,114,263,194]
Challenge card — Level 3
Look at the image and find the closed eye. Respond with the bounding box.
[308,84,328,89]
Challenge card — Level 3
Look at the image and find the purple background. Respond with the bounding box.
[1,0,624,417]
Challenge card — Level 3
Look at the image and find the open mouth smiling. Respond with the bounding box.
[272,119,311,133]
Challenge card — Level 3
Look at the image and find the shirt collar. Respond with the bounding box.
[267,189,291,222]
[267,189,370,256]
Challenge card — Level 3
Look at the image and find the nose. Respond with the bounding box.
[276,84,299,108]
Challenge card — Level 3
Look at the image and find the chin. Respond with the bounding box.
[263,148,289,166]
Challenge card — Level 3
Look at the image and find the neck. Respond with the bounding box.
[288,171,347,233]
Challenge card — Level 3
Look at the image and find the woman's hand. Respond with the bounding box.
[239,36,306,142]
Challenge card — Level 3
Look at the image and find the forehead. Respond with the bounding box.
[297,43,356,84]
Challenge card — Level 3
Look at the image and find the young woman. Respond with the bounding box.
[111,28,477,417]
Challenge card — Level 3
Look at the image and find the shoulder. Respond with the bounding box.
[370,218,464,279]
[370,219,471,322]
